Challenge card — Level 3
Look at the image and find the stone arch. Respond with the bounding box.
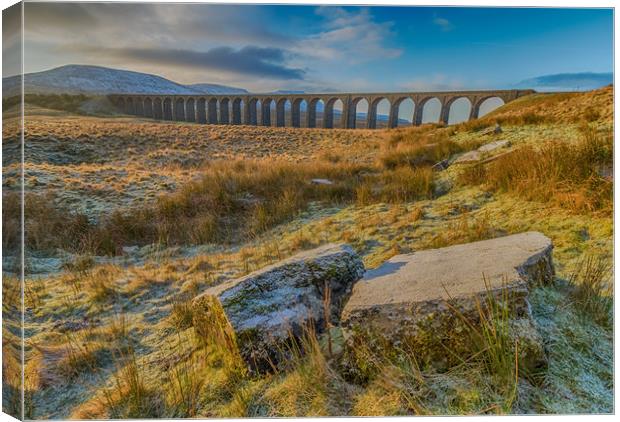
[415,97,441,125]
[332,97,347,129]
[185,98,196,122]
[219,98,230,124]
[369,97,390,129]
[117,97,125,113]
[276,98,289,127]
[163,98,173,120]
[350,97,369,129]
[232,98,243,124]
[125,97,134,114]
[134,98,144,116]
[196,98,207,123]
[473,96,506,119]
[144,97,153,118]
[261,98,274,126]
[394,97,415,127]
[207,98,218,124]
[247,98,259,125]
[154,98,163,119]
[307,98,322,128]
[291,98,306,127]
[324,98,344,128]
[174,98,185,121]
[442,97,472,125]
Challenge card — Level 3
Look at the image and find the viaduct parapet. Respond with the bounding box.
[109,89,535,129]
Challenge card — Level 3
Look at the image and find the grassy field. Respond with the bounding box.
[2,87,613,417]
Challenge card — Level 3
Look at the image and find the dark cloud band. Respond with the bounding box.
[78,45,305,80]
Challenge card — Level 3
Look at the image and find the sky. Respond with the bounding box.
[2,3,614,122]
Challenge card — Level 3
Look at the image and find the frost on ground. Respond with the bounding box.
[1,87,613,417]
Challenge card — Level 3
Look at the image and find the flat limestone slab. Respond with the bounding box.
[193,243,364,372]
[343,231,553,312]
[478,139,510,153]
[341,232,554,334]
[452,150,481,164]
[341,232,554,379]
[453,140,511,165]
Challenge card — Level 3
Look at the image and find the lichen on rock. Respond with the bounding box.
[192,243,365,372]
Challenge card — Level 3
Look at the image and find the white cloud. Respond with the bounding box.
[432,16,454,32]
[295,7,403,64]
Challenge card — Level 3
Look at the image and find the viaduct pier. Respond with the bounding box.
[109,89,535,129]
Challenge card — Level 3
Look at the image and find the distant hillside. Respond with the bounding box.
[515,72,612,92]
[2,65,248,97]
[186,83,248,95]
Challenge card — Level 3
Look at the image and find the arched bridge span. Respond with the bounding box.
[109,89,535,129]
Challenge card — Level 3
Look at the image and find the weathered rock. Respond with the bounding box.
[340,232,553,370]
[481,123,503,135]
[193,243,364,372]
[453,140,511,165]
[311,178,334,185]
[453,150,481,164]
[478,149,515,165]
[432,159,450,171]
[478,139,510,153]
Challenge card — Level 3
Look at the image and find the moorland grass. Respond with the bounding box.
[13,87,614,417]
[459,125,612,215]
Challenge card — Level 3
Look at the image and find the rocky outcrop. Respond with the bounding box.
[453,139,511,164]
[340,232,553,372]
[192,243,364,372]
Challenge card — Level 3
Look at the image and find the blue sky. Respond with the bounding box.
[5,3,613,95]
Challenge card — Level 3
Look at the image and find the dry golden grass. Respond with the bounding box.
[5,86,614,418]
[459,124,612,215]
[456,86,613,130]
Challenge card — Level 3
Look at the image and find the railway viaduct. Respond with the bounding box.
[109,89,535,129]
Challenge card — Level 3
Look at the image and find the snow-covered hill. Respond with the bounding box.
[2,65,248,97]
[186,83,247,95]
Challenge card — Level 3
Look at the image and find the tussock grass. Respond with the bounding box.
[85,266,120,303]
[2,328,23,419]
[55,332,105,380]
[460,125,612,215]
[380,131,463,169]
[102,347,164,418]
[260,327,348,416]
[568,255,613,326]
[356,166,435,205]
[10,158,439,255]
[423,212,502,249]
[169,296,195,331]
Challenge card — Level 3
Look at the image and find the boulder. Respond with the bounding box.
[340,232,553,370]
[193,243,365,372]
